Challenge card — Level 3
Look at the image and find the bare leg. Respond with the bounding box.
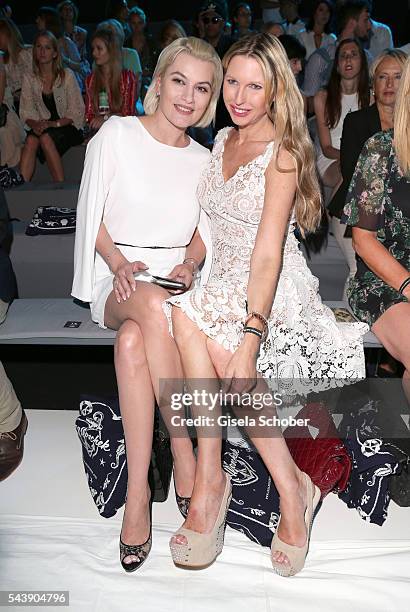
[371,302,410,404]
[205,338,311,570]
[170,307,227,546]
[39,134,64,182]
[19,135,40,182]
[105,282,196,498]
[112,320,153,565]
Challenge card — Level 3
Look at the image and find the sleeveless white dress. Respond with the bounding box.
[165,127,368,394]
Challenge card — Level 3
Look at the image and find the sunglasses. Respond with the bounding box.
[202,16,223,24]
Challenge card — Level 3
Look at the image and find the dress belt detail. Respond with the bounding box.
[114,242,188,250]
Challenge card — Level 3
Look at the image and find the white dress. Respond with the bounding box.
[316,92,358,178]
[72,116,212,327]
[166,127,368,394]
[297,30,336,60]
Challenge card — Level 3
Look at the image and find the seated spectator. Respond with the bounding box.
[85,28,136,133]
[0,184,27,483]
[366,1,393,58]
[36,6,88,92]
[98,19,141,98]
[260,0,282,24]
[297,0,336,60]
[0,54,25,168]
[19,31,85,182]
[262,21,285,36]
[0,17,32,109]
[157,20,187,51]
[341,56,410,402]
[328,48,407,297]
[314,38,369,192]
[302,0,371,106]
[278,33,306,77]
[57,1,90,68]
[278,0,306,36]
[232,3,255,39]
[196,1,234,59]
[126,7,158,99]
[106,0,131,40]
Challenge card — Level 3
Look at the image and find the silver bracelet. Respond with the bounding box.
[183,258,199,274]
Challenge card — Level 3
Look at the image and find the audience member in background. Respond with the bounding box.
[261,0,282,24]
[57,1,90,69]
[0,3,11,19]
[105,0,131,40]
[197,1,234,59]
[342,56,410,402]
[278,0,306,36]
[19,31,85,182]
[72,37,223,572]
[314,38,369,195]
[278,33,306,77]
[0,185,27,483]
[232,3,255,39]
[262,21,285,37]
[329,48,407,299]
[0,18,32,110]
[98,19,141,99]
[126,7,158,100]
[297,0,336,60]
[0,53,25,168]
[85,28,136,133]
[303,0,371,106]
[158,20,187,51]
[35,6,87,92]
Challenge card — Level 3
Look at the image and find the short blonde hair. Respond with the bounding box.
[394,55,410,177]
[144,37,223,128]
[370,48,407,85]
[222,33,321,234]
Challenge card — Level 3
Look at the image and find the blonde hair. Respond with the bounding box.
[33,30,65,85]
[0,17,25,65]
[394,55,410,177]
[370,48,407,85]
[144,37,223,129]
[222,33,321,234]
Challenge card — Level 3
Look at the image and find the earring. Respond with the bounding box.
[156,91,160,98]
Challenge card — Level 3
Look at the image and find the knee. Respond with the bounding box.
[24,136,39,151]
[39,133,52,148]
[114,321,146,367]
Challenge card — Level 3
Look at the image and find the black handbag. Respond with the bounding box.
[26,206,76,236]
[75,395,172,518]
[0,103,8,128]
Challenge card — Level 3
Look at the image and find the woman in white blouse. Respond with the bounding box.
[72,37,222,572]
[19,31,84,182]
[297,0,336,60]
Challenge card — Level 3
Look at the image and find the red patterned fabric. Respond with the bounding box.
[85,69,136,123]
[285,402,352,498]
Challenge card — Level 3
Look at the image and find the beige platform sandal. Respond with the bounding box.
[169,472,232,569]
[271,472,321,577]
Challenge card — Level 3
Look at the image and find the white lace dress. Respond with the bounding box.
[166,127,368,394]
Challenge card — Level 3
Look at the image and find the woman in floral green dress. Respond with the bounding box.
[342,57,410,395]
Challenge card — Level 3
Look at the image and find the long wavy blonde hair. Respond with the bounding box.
[394,55,410,178]
[222,33,321,234]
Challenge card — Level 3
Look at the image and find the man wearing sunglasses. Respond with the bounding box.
[197,1,234,59]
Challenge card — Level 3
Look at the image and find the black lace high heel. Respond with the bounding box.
[174,482,191,519]
[119,497,152,573]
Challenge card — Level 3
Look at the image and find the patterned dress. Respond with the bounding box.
[166,127,367,393]
[342,130,410,326]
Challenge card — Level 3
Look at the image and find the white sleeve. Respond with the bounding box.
[72,119,117,302]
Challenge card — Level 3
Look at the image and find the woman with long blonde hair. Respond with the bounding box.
[166,33,367,576]
[85,27,136,133]
[19,30,84,182]
[0,17,32,108]
[342,56,410,405]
